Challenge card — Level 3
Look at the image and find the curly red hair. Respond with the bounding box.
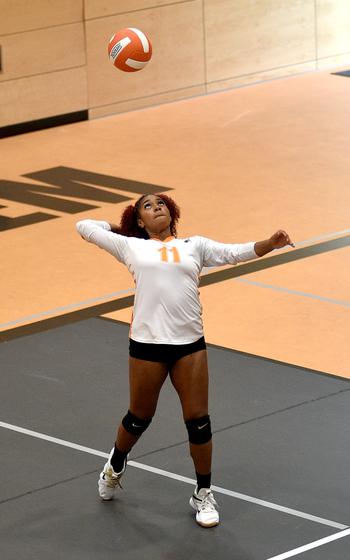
[111,193,180,239]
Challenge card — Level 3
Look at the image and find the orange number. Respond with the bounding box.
[158,247,180,263]
[171,247,180,263]
[159,247,168,262]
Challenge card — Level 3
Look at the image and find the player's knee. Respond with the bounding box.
[185,415,212,444]
[122,410,152,436]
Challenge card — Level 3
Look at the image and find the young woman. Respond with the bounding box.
[76,193,293,528]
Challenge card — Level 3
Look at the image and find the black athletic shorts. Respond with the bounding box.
[129,336,206,364]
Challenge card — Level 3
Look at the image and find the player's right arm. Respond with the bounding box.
[76,219,128,264]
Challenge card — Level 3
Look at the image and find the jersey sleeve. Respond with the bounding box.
[196,236,258,267]
[76,219,129,264]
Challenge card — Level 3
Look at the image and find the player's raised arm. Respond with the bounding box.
[76,219,128,264]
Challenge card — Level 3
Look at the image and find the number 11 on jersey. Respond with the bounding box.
[158,247,180,263]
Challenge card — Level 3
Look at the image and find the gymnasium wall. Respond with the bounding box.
[0,0,349,129]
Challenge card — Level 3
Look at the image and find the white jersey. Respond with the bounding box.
[76,220,258,344]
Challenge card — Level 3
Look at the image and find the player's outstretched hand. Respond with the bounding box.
[270,230,295,249]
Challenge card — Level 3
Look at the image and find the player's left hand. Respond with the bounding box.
[270,230,295,249]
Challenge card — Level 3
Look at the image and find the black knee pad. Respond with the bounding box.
[122,410,152,436]
[185,415,212,444]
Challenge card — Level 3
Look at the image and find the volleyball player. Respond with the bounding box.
[76,193,293,527]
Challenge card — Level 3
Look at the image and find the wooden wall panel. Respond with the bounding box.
[204,0,315,84]
[0,0,348,125]
[316,0,350,60]
[206,61,316,94]
[86,0,205,109]
[0,0,83,35]
[317,52,350,70]
[84,0,191,20]
[0,24,86,82]
[0,67,87,127]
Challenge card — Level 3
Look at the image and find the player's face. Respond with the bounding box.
[137,194,171,234]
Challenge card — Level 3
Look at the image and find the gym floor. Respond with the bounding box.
[1,68,349,559]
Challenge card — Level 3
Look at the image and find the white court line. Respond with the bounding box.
[265,528,350,560]
[221,110,253,127]
[0,421,347,531]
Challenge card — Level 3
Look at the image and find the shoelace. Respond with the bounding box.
[198,492,218,513]
[104,468,124,489]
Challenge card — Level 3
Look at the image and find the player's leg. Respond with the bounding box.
[170,349,219,527]
[170,349,211,475]
[99,357,168,500]
[115,356,168,453]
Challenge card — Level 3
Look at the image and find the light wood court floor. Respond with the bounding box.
[1,70,349,377]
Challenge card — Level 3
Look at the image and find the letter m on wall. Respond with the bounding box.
[0,166,172,232]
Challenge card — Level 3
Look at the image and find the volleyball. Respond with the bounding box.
[108,28,152,72]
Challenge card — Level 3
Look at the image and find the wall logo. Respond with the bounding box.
[0,166,171,232]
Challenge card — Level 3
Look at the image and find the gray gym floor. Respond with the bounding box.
[1,317,349,560]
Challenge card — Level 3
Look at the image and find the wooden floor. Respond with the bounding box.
[1,69,349,377]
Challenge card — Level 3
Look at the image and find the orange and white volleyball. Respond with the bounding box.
[108,28,152,72]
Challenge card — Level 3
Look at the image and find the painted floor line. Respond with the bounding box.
[1,275,348,334]
[0,420,347,531]
[0,288,135,329]
[293,228,350,248]
[235,278,350,308]
[1,229,349,331]
[265,528,350,560]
